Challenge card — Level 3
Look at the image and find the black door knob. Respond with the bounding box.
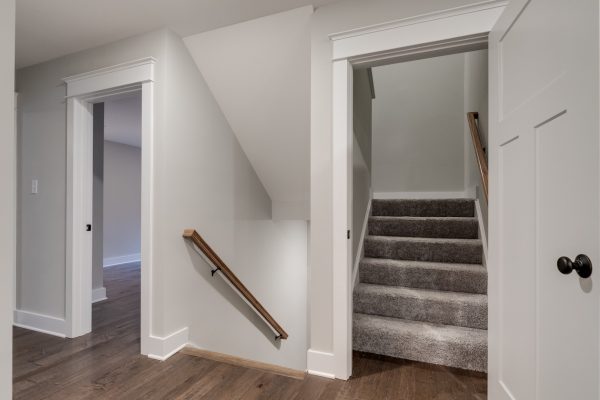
[557,254,592,279]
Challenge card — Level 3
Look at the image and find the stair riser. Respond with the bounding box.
[372,200,474,218]
[365,238,482,264]
[369,218,478,239]
[354,291,487,330]
[353,320,487,372]
[360,263,487,294]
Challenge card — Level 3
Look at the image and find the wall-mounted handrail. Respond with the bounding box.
[183,229,289,340]
[467,112,488,202]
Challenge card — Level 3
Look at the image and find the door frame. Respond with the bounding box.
[329,1,506,379]
[63,58,155,355]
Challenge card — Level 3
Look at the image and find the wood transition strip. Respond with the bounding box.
[181,346,306,380]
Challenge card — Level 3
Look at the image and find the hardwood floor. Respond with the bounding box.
[13,263,487,399]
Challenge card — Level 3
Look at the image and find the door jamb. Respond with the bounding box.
[328,1,506,380]
[63,58,155,355]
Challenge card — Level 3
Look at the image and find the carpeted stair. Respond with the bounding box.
[353,198,487,372]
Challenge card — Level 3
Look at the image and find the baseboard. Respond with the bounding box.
[182,346,305,380]
[104,253,141,268]
[92,287,107,303]
[13,309,67,338]
[306,349,336,379]
[146,326,189,361]
[373,191,472,200]
[475,198,488,267]
[353,197,372,289]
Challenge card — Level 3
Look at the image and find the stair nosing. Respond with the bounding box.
[366,235,482,244]
[360,257,485,270]
[355,282,487,302]
[354,312,488,334]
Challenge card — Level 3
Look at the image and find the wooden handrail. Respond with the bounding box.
[183,229,289,340]
[467,112,488,202]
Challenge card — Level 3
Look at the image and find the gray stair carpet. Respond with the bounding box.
[354,198,487,372]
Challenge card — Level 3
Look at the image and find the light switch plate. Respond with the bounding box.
[31,179,38,194]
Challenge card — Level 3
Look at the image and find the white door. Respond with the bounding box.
[488,1,599,399]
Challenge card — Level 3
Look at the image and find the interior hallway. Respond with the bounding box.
[13,263,486,399]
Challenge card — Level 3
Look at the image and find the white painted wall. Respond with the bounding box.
[17,28,308,370]
[103,141,142,265]
[183,6,312,219]
[0,0,15,396]
[309,0,481,362]
[372,53,465,195]
[158,31,307,369]
[352,68,372,268]
[104,95,142,148]
[92,104,105,293]
[463,49,488,235]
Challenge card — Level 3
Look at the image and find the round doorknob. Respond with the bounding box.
[557,254,592,279]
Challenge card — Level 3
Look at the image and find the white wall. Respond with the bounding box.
[17,28,308,371]
[372,53,466,195]
[184,6,312,219]
[309,0,481,363]
[0,0,15,396]
[92,104,105,292]
[103,141,141,265]
[352,68,372,267]
[157,31,307,370]
[464,49,488,234]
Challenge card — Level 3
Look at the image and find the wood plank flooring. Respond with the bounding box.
[13,263,487,399]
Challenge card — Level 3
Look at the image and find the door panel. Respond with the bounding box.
[489,0,599,399]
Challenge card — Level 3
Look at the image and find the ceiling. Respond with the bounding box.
[16,0,339,68]
[103,94,142,148]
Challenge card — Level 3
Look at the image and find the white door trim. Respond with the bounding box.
[63,57,155,356]
[329,1,505,380]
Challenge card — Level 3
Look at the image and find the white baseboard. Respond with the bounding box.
[104,253,141,267]
[475,198,488,267]
[14,309,67,338]
[307,349,336,379]
[146,326,189,361]
[353,197,372,289]
[373,191,473,200]
[92,287,107,303]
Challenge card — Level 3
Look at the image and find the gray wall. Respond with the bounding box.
[464,49,489,235]
[92,104,104,291]
[352,68,372,270]
[0,0,15,396]
[17,28,308,370]
[372,53,466,194]
[103,141,141,263]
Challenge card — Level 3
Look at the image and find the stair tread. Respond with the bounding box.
[361,257,485,273]
[372,198,476,218]
[354,312,488,339]
[369,216,477,222]
[355,283,487,303]
[367,235,482,244]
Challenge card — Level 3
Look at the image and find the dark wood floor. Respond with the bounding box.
[13,263,487,399]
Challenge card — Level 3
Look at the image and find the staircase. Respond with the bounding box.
[353,198,487,372]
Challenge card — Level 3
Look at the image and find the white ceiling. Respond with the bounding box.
[184,6,311,215]
[16,0,339,68]
[103,94,142,148]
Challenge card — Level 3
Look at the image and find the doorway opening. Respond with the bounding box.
[349,49,489,393]
[91,93,142,334]
[328,2,505,380]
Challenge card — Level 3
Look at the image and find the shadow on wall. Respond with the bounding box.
[184,242,282,349]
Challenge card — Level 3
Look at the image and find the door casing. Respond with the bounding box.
[63,58,155,356]
[327,1,507,380]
